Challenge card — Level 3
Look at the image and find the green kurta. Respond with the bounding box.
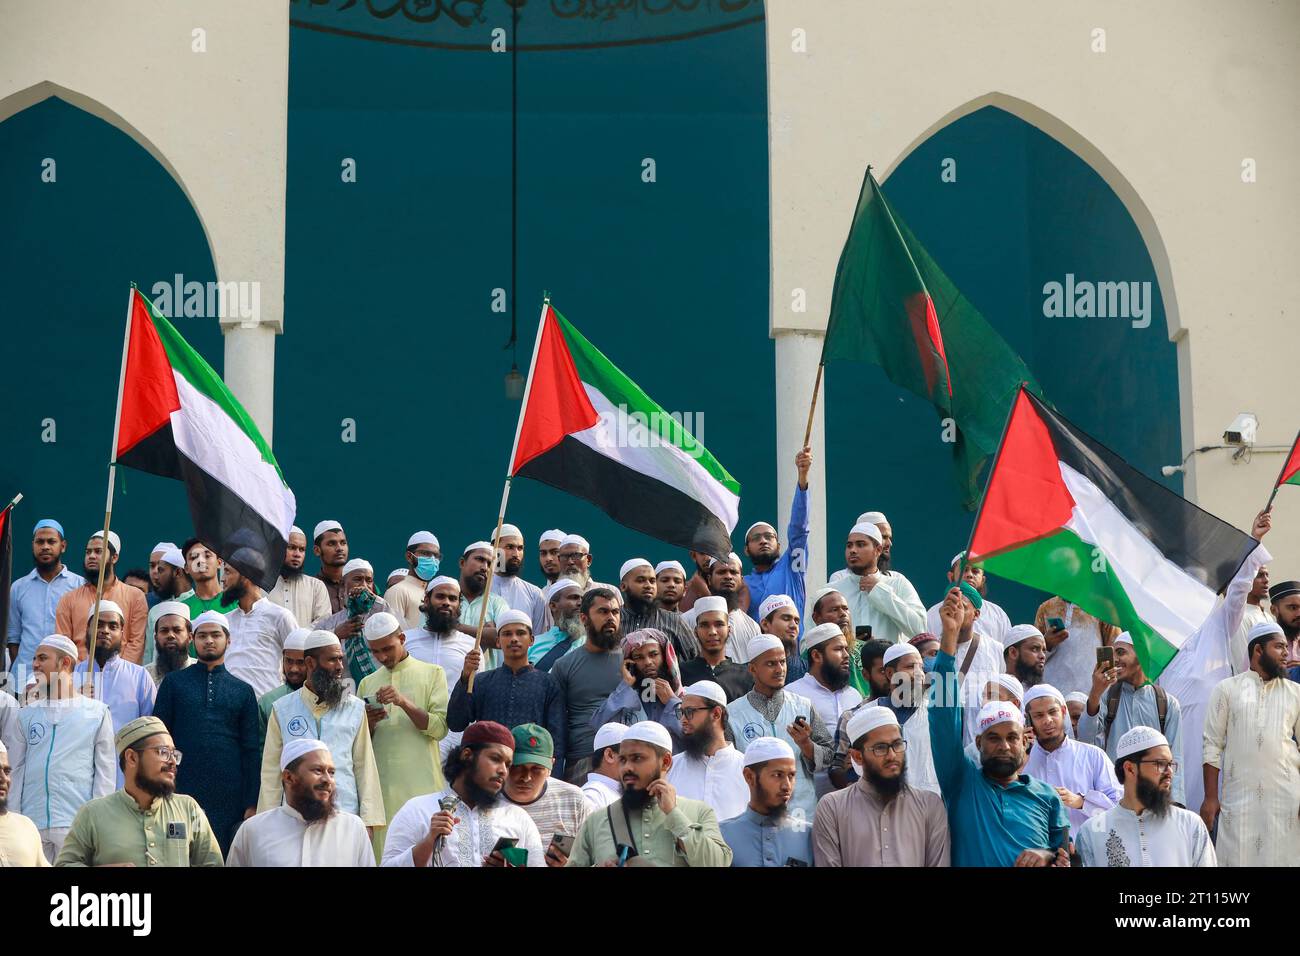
[357,654,449,858]
[566,796,731,868]
[258,683,294,748]
[55,790,224,867]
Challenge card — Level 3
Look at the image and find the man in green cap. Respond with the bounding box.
[503,723,589,867]
[55,716,224,867]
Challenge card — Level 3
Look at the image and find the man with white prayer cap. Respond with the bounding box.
[703,557,762,662]
[719,736,812,866]
[810,584,873,698]
[55,530,149,663]
[9,634,116,862]
[0,736,51,866]
[787,622,862,797]
[384,531,443,631]
[654,560,687,613]
[743,446,813,634]
[678,595,753,702]
[582,722,628,809]
[813,706,949,866]
[145,542,189,664]
[489,524,552,635]
[727,635,832,825]
[566,720,732,867]
[555,533,619,596]
[1200,620,1300,866]
[829,522,925,647]
[619,558,698,660]
[402,575,480,763]
[456,542,510,668]
[1021,683,1121,833]
[828,512,922,602]
[145,599,194,685]
[228,738,374,867]
[259,627,312,746]
[1077,726,1215,867]
[269,525,332,630]
[258,629,385,833]
[1003,624,1046,689]
[930,588,1070,867]
[530,578,585,671]
[537,529,566,586]
[925,551,1012,645]
[311,520,349,614]
[73,599,156,737]
[1064,691,1089,737]
[667,680,748,821]
[314,557,399,690]
[757,593,806,681]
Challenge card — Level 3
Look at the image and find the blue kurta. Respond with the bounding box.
[744,484,810,633]
[719,808,814,867]
[152,662,261,853]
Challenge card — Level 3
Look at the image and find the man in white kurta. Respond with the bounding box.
[667,681,748,821]
[1021,685,1121,833]
[787,623,862,797]
[1201,621,1300,867]
[831,523,926,646]
[489,524,551,635]
[924,553,1011,645]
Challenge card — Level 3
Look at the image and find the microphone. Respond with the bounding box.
[432,793,460,866]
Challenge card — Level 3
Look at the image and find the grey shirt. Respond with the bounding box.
[552,646,626,759]
[812,780,950,867]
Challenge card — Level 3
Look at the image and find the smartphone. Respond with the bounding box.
[784,857,808,867]
[549,832,575,857]
[794,715,808,728]
[491,836,519,854]
[1047,617,1067,632]
[615,843,638,866]
[855,625,873,640]
[363,695,384,711]
[1096,646,1114,667]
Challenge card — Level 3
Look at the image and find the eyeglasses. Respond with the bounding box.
[862,740,908,757]
[1137,759,1177,775]
[679,706,717,720]
[558,551,588,563]
[139,746,183,766]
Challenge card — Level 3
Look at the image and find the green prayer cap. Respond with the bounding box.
[958,581,984,611]
[510,723,554,768]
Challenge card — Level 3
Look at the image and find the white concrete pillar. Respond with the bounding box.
[222,324,277,445]
[774,330,827,596]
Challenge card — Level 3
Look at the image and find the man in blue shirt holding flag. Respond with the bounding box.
[744,447,812,633]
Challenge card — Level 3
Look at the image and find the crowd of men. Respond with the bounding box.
[1,451,1297,868]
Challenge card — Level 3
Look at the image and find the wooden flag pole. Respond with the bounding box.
[1263,428,1300,513]
[802,362,824,449]
[468,294,551,693]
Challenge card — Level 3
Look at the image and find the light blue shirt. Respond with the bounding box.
[719,808,814,868]
[73,655,157,734]
[7,566,85,672]
[1076,681,1185,806]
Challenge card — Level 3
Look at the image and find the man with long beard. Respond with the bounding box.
[719,736,811,866]
[268,526,331,629]
[529,579,584,671]
[1003,625,1047,690]
[228,739,374,866]
[143,545,189,667]
[145,601,195,685]
[567,721,731,867]
[72,600,155,737]
[813,707,948,866]
[668,680,748,821]
[382,720,544,867]
[1078,726,1215,867]
[553,589,626,784]
[258,631,385,835]
[402,577,479,763]
[489,524,550,634]
[1201,621,1300,866]
[787,623,863,749]
[56,716,224,866]
[619,558,697,660]
[223,561,299,699]
[593,628,684,752]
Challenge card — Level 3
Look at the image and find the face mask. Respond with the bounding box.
[922,656,937,673]
[414,556,440,582]
[347,589,376,617]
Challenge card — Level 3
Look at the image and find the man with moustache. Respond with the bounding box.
[654,561,687,613]
[1077,726,1215,867]
[228,739,374,866]
[457,543,508,666]
[743,446,813,631]
[567,721,731,867]
[259,631,385,833]
[757,594,807,682]
[382,720,544,867]
[55,530,148,662]
[258,628,312,746]
[809,585,872,698]
[680,549,749,614]
[678,596,753,702]
[0,739,51,867]
[384,531,442,631]
[222,558,299,699]
[312,520,350,615]
[619,558,697,660]
[72,600,155,735]
[813,706,949,866]
[268,526,331,629]
[925,552,1012,645]
[553,589,626,784]
[1004,625,1047,690]
[1021,684,1121,835]
[151,610,261,853]
[668,680,748,821]
[402,577,480,763]
[56,716,224,867]
[720,736,812,866]
[1270,580,1300,669]
[529,579,584,671]
[146,541,181,608]
[709,554,761,660]
[144,548,190,666]
[537,530,566,586]
[315,558,399,690]
[145,601,195,685]
[489,525,550,635]
[788,622,862,796]
[593,628,684,751]
[829,522,925,647]
[502,724,590,867]
[7,518,83,674]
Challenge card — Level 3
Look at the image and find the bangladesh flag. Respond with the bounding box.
[511,304,740,558]
[823,169,1047,509]
[115,288,296,591]
[968,387,1260,678]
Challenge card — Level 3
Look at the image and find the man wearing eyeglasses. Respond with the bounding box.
[55,716,224,867]
[812,706,948,866]
[1077,725,1215,867]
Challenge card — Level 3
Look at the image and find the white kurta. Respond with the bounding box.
[1228,604,1275,677]
[381,790,545,867]
[831,571,927,646]
[227,805,375,867]
[491,574,552,635]
[226,598,298,697]
[581,773,622,809]
[667,745,749,822]
[953,634,1007,745]
[1077,804,1216,867]
[1022,736,1121,832]
[1203,670,1300,867]
[267,574,331,632]
[724,611,762,662]
[925,598,1010,645]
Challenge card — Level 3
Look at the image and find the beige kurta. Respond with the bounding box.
[0,811,50,867]
[1203,670,1300,866]
[383,575,428,631]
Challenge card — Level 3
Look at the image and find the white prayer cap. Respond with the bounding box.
[153,601,191,626]
[312,520,343,541]
[742,736,795,768]
[849,522,882,543]
[1021,684,1066,715]
[680,680,728,708]
[1113,632,1134,647]
[37,634,78,660]
[160,547,186,569]
[406,530,439,549]
[0,738,6,755]
[1116,725,1169,761]
[882,642,921,667]
[280,738,330,772]
[363,612,402,643]
[193,610,230,633]
[746,635,785,662]
[341,558,373,578]
[799,622,843,656]
[1065,691,1089,705]
[86,599,124,622]
[693,596,728,618]
[544,578,581,602]
[593,722,629,751]
[1005,624,1044,647]
[496,608,533,632]
[93,529,122,554]
[303,630,341,651]
[654,560,686,577]
[682,606,699,629]
[811,585,840,606]
[758,594,797,621]
[619,558,654,580]
[289,525,304,538]
[846,706,899,745]
[987,674,1024,703]
[560,533,590,551]
[425,575,460,594]
[283,628,312,652]
[950,551,968,568]
[539,529,566,545]
[622,720,673,753]
[857,511,888,526]
[707,551,742,569]
[388,568,409,581]
[1247,621,1285,645]
[151,541,179,556]
[462,541,495,557]
[744,521,776,540]
[495,524,523,542]
[975,701,1024,734]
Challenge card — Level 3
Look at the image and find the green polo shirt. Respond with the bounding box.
[566,796,731,868]
[55,790,224,868]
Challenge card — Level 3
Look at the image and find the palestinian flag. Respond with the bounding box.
[511,304,739,557]
[115,288,295,591]
[969,387,1259,678]
[1275,429,1300,490]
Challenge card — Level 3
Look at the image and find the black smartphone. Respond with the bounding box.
[855,625,873,640]
[784,857,808,867]
[1047,616,1067,632]
[794,715,808,728]
[1097,646,1115,667]
[491,836,518,854]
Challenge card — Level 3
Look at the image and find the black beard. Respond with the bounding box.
[980,754,1020,779]
[761,798,789,821]
[1260,653,1286,681]
[310,667,346,708]
[623,592,654,615]
[681,729,715,759]
[503,558,522,576]
[462,776,501,810]
[94,644,119,668]
[818,658,851,692]
[1014,661,1044,686]
[864,759,906,797]
[290,785,337,822]
[196,647,223,664]
[34,554,59,572]
[587,627,621,651]
[221,582,246,605]
[714,585,741,612]
[620,784,654,811]
[280,564,303,580]
[1281,622,1299,642]
[155,644,190,675]
[424,607,458,634]
[1136,776,1172,818]
[878,552,891,573]
[0,794,7,813]
[138,772,176,800]
[285,672,306,690]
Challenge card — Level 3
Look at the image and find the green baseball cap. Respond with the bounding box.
[511,723,554,768]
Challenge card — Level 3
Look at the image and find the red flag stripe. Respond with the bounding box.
[116,290,181,458]
[510,306,599,475]
[1279,431,1300,487]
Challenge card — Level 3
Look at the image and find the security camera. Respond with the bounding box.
[1160,465,1183,477]
[1223,413,1258,446]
